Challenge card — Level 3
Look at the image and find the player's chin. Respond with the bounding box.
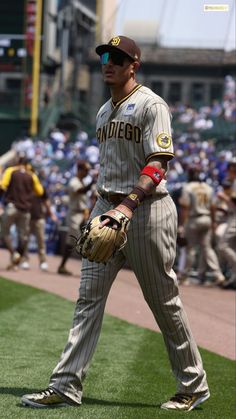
[103,75,115,85]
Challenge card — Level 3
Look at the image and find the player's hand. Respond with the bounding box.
[77,210,130,263]
[99,205,133,229]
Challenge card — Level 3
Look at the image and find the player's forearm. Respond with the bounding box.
[137,159,166,194]
[179,206,189,227]
[116,159,167,218]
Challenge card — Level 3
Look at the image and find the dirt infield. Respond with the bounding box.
[0,249,235,360]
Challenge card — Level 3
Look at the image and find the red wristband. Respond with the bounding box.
[140,165,163,185]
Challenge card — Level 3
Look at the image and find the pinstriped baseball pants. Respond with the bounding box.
[49,194,209,404]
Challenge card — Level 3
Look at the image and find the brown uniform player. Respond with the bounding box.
[0,154,44,269]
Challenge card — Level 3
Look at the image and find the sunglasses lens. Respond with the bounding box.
[100,52,109,64]
[100,51,129,66]
[111,52,125,66]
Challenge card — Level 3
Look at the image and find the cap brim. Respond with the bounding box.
[95,44,135,61]
[96,44,122,56]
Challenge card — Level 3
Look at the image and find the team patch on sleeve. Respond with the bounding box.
[156,133,172,149]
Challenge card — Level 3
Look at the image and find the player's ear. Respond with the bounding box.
[131,61,140,74]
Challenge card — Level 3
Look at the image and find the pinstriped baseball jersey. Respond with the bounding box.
[96,84,174,195]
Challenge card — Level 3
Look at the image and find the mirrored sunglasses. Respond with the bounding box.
[100,51,132,66]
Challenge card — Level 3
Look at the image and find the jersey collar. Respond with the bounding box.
[111,84,142,109]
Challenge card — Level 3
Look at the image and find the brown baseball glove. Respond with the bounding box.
[75,210,130,263]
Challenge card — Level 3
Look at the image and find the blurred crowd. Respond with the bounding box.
[170,74,236,126]
[0,75,235,288]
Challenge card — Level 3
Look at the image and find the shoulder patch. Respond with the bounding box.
[156,133,172,149]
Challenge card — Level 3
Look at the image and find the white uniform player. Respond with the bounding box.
[218,171,236,288]
[57,160,92,275]
[21,36,210,412]
[179,169,225,284]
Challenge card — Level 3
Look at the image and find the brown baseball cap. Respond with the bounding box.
[95,35,141,62]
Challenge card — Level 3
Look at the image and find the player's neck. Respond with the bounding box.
[110,79,138,104]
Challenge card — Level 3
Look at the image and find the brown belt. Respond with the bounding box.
[98,191,127,205]
[99,191,168,206]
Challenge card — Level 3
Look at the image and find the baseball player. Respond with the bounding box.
[178,167,225,285]
[218,160,236,288]
[57,160,93,275]
[21,36,210,412]
[212,179,231,266]
[20,189,58,271]
[0,153,44,269]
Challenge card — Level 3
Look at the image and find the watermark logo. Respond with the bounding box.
[204,4,229,11]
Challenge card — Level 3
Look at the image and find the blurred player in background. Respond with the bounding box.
[0,154,44,269]
[21,189,58,271]
[218,158,236,289]
[57,160,94,275]
[178,167,225,285]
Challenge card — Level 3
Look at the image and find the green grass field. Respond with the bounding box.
[0,276,235,419]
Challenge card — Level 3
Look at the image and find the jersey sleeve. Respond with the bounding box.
[68,177,82,193]
[179,185,191,207]
[0,167,16,190]
[142,103,174,161]
[31,173,44,196]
